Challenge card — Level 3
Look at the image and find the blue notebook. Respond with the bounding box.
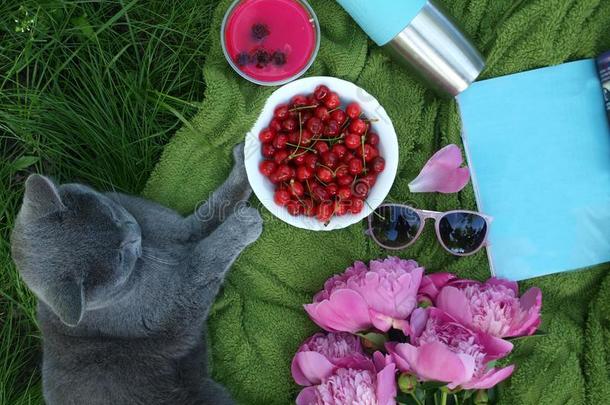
[458,59,610,281]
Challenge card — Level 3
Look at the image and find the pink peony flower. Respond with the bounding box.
[304,258,424,334]
[295,351,397,405]
[408,144,470,194]
[388,308,514,390]
[418,272,457,304]
[436,278,542,338]
[291,332,368,386]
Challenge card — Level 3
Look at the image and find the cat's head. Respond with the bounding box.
[11,175,142,327]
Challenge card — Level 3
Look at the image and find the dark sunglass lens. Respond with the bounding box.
[438,212,487,255]
[370,206,422,249]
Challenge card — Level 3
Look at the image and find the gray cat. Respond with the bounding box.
[11,144,262,405]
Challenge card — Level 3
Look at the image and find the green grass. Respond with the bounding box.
[0,0,219,402]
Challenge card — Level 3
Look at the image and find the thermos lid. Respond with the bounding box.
[336,0,427,45]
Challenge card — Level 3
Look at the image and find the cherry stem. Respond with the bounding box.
[287,143,316,152]
[289,104,318,112]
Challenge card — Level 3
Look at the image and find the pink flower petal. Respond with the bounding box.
[376,362,398,405]
[304,289,372,333]
[409,307,429,339]
[296,387,318,405]
[408,144,470,194]
[386,342,412,373]
[291,352,336,386]
[509,287,542,337]
[370,309,393,332]
[418,272,457,299]
[435,286,473,328]
[486,278,519,294]
[394,342,474,384]
[477,332,514,361]
[462,365,515,390]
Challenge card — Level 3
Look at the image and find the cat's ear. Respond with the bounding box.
[46,278,85,327]
[22,174,66,221]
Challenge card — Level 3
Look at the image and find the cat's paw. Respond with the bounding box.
[235,207,263,244]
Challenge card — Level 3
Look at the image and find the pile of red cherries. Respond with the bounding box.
[258,85,385,224]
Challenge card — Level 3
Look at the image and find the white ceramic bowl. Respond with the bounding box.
[244,76,399,231]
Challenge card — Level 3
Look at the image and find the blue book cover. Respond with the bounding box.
[458,59,610,281]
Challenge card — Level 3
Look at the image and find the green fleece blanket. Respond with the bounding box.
[143,1,610,403]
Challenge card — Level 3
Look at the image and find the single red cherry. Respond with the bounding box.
[262,143,276,158]
[334,200,348,216]
[349,118,367,135]
[282,118,297,132]
[259,160,276,177]
[316,166,334,183]
[286,131,298,144]
[335,165,349,178]
[330,109,347,125]
[371,156,385,173]
[350,197,364,214]
[317,201,334,222]
[273,149,290,164]
[274,105,289,120]
[292,153,306,165]
[314,85,329,100]
[306,117,323,134]
[299,129,314,145]
[291,95,308,107]
[361,173,377,188]
[314,106,330,122]
[358,144,378,162]
[345,133,361,149]
[352,180,370,198]
[324,120,339,136]
[269,118,282,132]
[273,133,288,149]
[324,92,341,109]
[337,174,354,186]
[304,153,318,169]
[314,141,330,154]
[296,165,314,181]
[348,158,364,175]
[312,183,330,201]
[300,111,313,125]
[342,151,356,163]
[331,144,348,159]
[366,132,380,146]
[346,102,361,119]
[321,151,339,169]
[337,186,352,200]
[289,180,305,197]
[269,172,280,184]
[286,200,302,216]
[299,199,313,217]
[275,164,294,182]
[274,189,292,206]
[326,183,338,197]
[259,128,275,143]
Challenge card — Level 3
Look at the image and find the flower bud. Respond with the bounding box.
[474,390,489,405]
[418,296,433,308]
[398,372,417,394]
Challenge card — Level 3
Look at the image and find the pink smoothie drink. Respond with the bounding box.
[222,0,319,85]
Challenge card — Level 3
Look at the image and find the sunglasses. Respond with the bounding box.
[367,204,492,256]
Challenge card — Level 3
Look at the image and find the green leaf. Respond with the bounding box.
[12,156,39,171]
[71,14,95,40]
[356,332,387,350]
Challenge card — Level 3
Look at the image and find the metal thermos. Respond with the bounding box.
[336,0,486,96]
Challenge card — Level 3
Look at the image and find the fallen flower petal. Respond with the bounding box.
[408,144,470,194]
